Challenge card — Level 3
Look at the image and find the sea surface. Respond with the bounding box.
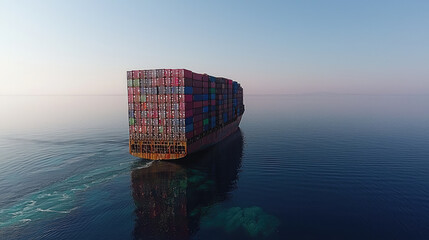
[1,95,429,239]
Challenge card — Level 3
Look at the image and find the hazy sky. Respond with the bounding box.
[1,0,428,95]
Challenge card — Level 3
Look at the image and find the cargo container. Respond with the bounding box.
[127,69,244,160]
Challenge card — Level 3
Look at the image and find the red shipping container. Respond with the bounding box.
[194,87,203,94]
[193,107,202,115]
[180,102,185,110]
[194,128,202,136]
[185,95,193,102]
[211,100,215,105]
[185,109,193,117]
[127,87,133,95]
[193,80,202,87]
[172,69,191,78]
[203,82,208,88]
[159,118,165,126]
[194,114,202,122]
[203,100,208,106]
[180,69,193,78]
[132,70,139,79]
[178,77,184,86]
[127,71,132,80]
[185,78,193,86]
[185,102,193,109]
[202,75,208,82]
[128,95,133,103]
[164,77,170,86]
[133,95,139,103]
[194,101,202,108]
[193,73,203,81]
[173,77,179,86]
[164,69,171,77]
[194,121,203,128]
[186,131,194,139]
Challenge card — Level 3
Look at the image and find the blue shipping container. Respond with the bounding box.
[193,94,204,101]
[185,117,193,125]
[185,124,194,133]
[185,87,193,94]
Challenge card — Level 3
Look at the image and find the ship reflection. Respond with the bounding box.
[131,130,244,240]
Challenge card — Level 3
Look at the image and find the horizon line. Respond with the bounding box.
[1,93,429,97]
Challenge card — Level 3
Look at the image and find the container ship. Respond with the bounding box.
[127,69,244,160]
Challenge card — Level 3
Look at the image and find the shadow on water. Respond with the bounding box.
[130,129,244,240]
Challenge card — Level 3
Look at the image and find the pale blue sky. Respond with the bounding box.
[1,0,428,95]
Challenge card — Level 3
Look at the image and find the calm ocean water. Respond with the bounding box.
[1,95,429,239]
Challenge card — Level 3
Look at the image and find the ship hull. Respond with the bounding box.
[129,115,242,160]
[187,115,242,155]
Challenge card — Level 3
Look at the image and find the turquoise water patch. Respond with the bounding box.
[201,206,280,238]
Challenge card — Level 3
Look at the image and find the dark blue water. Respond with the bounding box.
[1,95,429,239]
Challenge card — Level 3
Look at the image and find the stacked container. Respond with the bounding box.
[128,69,244,160]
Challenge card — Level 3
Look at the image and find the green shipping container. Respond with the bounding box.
[203,119,209,125]
[210,88,215,94]
[133,79,140,87]
[129,117,135,125]
[127,79,133,87]
[140,95,146,102]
